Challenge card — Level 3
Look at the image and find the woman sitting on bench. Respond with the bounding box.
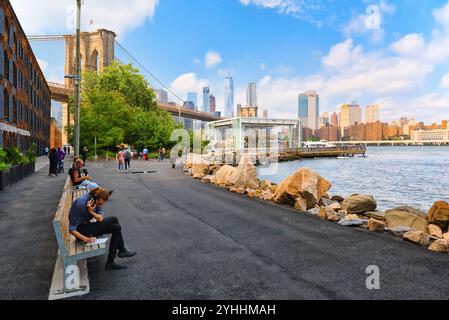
[68,187,137,270]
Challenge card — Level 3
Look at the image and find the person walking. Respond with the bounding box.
[124,148,132,171]
[143,147,149,161]
[81,146,88,166]
[63,146,67,155]
[48,148,58,177]
[57,147,65,173]
[117,149,125,172]
[68,187,137,270]
[44,146,49,157]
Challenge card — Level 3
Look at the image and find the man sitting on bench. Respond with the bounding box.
[69,158,99,189]
[69,187,137,270]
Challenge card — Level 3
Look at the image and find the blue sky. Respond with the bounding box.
[11,0,449,123]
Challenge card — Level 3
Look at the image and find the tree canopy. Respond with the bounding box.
[78,62,177,155]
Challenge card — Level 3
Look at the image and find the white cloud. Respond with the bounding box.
[390,33,425,56]
[239,0,326,27]
[441,73,449,89]
[10,0,159,37]
[205,50,223,69]
[322,39,364,69]
[170,73,209,101]
[434,0,449,31]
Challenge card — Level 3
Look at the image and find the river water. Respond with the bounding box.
[257,146,449,211]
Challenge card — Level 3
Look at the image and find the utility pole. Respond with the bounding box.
[74,0,81,157]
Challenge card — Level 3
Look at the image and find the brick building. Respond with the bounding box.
[0,0,51,155]
[50,117,62,149]
[318,125,340,141]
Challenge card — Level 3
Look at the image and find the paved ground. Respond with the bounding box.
[2,158,449,300]
[0,161,66,299]
[73,160,449,300]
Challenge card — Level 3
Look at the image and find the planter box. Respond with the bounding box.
[0,162,36,192]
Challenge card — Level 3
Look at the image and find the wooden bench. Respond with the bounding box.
[51,176,108,297]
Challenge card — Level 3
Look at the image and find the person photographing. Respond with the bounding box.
[68,187,137,270]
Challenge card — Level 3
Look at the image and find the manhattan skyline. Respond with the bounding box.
[10,0,449,123]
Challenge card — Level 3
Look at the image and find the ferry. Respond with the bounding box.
[303,140,337,148]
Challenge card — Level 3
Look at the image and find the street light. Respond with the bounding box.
[73,0,81,157]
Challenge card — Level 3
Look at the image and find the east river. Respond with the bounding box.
[258,146,449,211]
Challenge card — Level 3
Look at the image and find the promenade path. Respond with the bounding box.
[78,160,449,299]
[0,158,66,299]
[1,158,449,299]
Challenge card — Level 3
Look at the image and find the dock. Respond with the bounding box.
[209,145,367,165]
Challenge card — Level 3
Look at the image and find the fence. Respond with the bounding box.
[0,162,35,191]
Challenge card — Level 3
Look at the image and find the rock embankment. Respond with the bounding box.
[183,154,449,253]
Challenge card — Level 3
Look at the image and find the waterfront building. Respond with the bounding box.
[224,74,234,118]
[206,117,302,151]
[365,121,389,141]
[202,87,210,113]
[365,105,380,123]
[318,125,340,141]
[155,89,168,104]
[349,123,366,141]
[298,90,319,130]
[411,128,449,141]
[187,92,197,110]
[182,101,195,130]
[209,94,216,114]
[0,0,51,155]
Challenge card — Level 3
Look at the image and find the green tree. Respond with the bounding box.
[79,61,176,155]
[80,89,130,154]
[83,62,157,112]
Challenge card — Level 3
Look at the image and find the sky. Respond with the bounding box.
[9,0,449,124]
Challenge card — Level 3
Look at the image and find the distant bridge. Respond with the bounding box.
[29,29,223,145]
[47,82,220,122]
[324,140,449,146]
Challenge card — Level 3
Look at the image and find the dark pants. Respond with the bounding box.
[125,158,131,170]
[77,217,125,262]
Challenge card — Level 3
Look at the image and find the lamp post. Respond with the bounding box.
[74,0,82,157]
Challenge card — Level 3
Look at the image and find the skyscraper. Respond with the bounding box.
[210,95,216,114]
[246,82,257,107]
[298,91,319,130]
[155,89,168,104]
[365,105,380,123]
[202,87,210,113]
[187,92,198,110]
[225,74,234,118]
[339,103,362,136]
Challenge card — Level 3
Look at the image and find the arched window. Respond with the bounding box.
[89,49,99,72]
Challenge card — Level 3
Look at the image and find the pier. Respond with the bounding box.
[209,145,367,166]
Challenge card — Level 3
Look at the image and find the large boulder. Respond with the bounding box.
[428,239,449,253]
[192,162,210,179]
[273,168,331,210]
[428,201,449,230]
[227,154,260,190]
[368,218,386,232]
[426,224,443,239]
[385,206,428,232]
[403,231,430,246]
[211,165,236,187]
[341,194,377,214]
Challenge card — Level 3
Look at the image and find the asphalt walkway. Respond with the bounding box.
[2,158,449,300]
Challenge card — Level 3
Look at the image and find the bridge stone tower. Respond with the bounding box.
[61,29,116,145]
